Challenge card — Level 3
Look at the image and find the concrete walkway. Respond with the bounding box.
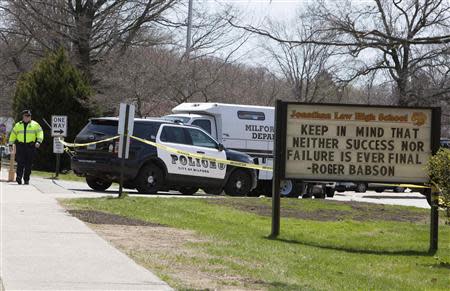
[0,170,172,290]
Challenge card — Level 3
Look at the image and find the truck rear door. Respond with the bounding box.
[74,119,118,156]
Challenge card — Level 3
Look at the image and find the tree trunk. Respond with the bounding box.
[74,11,94,82]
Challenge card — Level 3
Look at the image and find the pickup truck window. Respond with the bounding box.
[160,126,188,144]
[192,119,212,134]
[187,128,217,148]
[237,111,265,121]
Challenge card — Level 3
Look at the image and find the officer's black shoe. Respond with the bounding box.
[24,180,29,185]
[16,178,22,185]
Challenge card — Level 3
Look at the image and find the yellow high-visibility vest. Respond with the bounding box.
[9,120,44,144]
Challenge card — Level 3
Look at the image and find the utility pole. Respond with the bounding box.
[185,0,194,98]
[186,0,194,58]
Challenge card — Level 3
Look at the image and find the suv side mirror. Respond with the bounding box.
[217,143,224,151]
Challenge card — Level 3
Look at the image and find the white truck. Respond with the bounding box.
[163,102,335,197]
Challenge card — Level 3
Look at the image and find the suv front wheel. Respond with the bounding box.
[224,169,252,196]
[86,176,112,191]
[136,164,164,194]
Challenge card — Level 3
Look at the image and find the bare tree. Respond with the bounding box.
[231,0,450,105]
[0,0,180,81]
[262,20,340,103]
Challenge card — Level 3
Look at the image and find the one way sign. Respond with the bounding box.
[51,115,68,137]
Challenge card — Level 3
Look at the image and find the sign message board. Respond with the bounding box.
[281,103,440,183]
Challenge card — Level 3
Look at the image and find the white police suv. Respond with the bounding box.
[71,118,257,196]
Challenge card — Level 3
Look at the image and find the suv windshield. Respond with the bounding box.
[187,128,217,148]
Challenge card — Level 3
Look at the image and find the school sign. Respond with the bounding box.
[270,101,442,251]
[279,103,441,184]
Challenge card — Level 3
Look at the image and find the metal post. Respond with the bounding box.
[8,145,15,182]
[55,153,60,178]
[119,105,130,198]
[429,187,439,253]
[271,100,283,238]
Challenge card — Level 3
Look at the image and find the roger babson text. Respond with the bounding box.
[286,124,426,177]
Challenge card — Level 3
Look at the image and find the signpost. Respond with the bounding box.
[117,103,135,198]
[53,137,64,177]
[51,115,67,137]
[51,115,67,178]
[272,101,441,251]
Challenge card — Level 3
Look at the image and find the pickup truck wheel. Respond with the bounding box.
[355,183,367,193]
[136,164,163,194]
[325,188,335,198]
[314,191,326,199]
[280,180,298,197]
[179,187,199,195]
[86,176,112,191]
[225,170,252,196]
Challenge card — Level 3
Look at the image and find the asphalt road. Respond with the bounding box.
[26,175,430,209]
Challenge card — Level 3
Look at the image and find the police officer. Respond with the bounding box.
[9,110,44,184]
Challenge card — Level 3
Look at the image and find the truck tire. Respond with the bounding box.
[280,180,299,197]
[136,164,164,194]
[179,187,199,195]
[313,190,326,199]
[325,188,335,198]
[355,183,367,193]
[225,169,252,196]
[86,176,112,191]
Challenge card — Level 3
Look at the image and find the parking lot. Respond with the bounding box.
[18,172,430,209]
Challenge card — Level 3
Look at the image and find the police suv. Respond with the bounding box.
[71,118,257,196]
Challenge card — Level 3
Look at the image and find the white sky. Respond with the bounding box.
[195,0,307,68]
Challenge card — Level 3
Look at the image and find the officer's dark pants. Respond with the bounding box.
[16,143,36,182]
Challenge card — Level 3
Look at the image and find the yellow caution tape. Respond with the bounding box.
[129,135,273,171]
[58,136,119,148]
[376,183,431,189]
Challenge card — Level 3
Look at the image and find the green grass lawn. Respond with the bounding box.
[63,197,450,290]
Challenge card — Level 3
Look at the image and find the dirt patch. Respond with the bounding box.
[69,209,265,290]
[206,199,429,223]
[68,210,164,226]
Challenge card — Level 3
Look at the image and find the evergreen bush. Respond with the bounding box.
[13,49,98,171]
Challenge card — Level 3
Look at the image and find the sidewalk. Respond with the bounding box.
[0,170,172,290]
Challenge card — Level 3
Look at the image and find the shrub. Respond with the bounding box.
[13,49,98,170]
[427,148,450,223]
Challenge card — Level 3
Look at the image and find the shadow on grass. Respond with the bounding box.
[361,195,426,200]
[266,281,313,291]
[266,236,433,257]
[423,261,450,270]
